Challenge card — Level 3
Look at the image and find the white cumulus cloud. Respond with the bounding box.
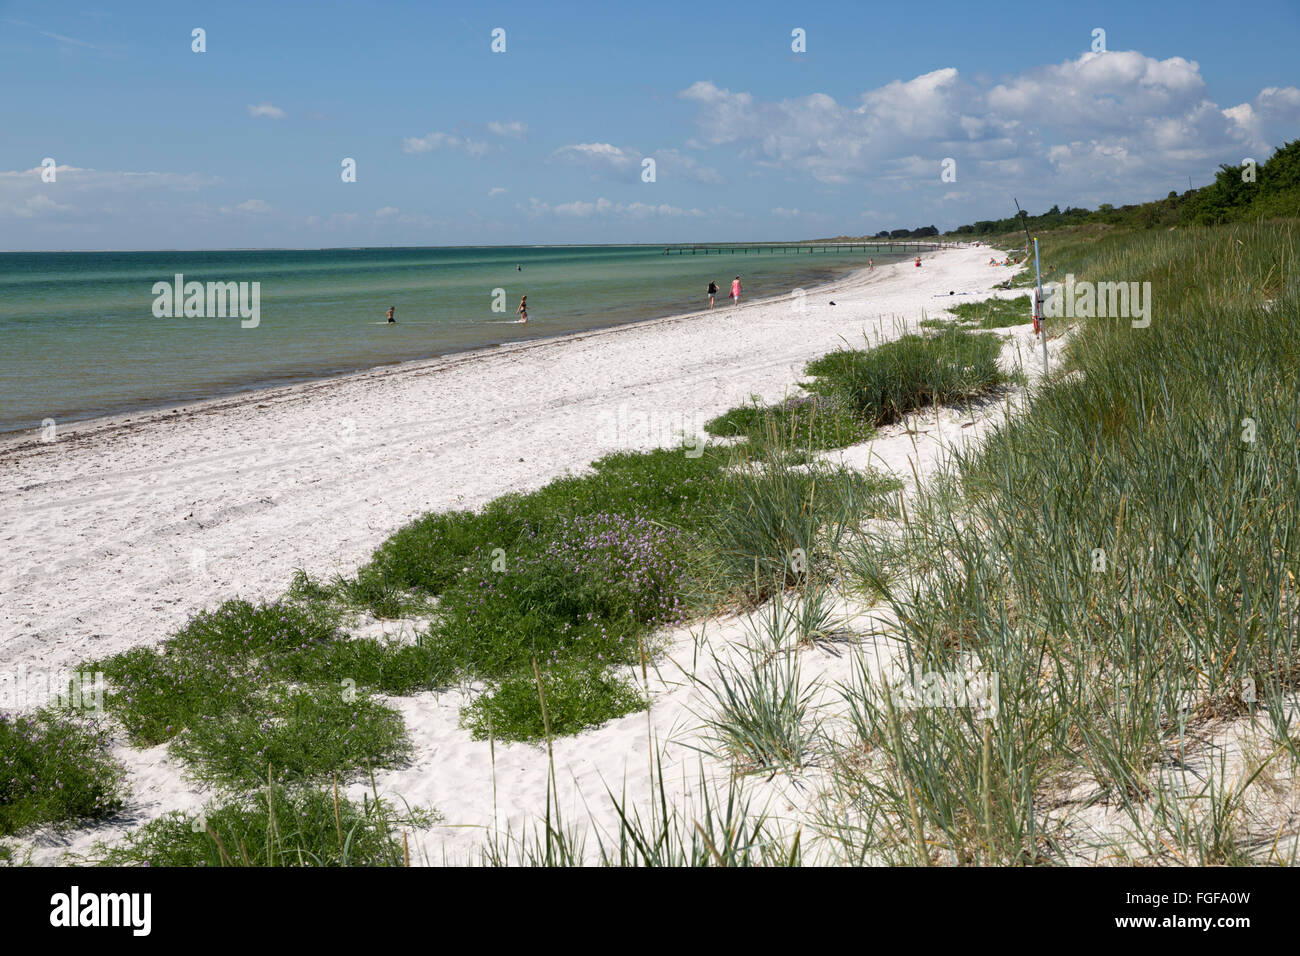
[247,102,287,120]
[402,131,489,157]
[487,121,528,139]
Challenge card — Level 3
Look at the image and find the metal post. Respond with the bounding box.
[1034,237,1048,375]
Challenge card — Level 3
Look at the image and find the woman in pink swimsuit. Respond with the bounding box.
[731,276,741,306]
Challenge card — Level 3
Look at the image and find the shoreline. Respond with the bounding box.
[0,260,881,450]
[1,246,1008,691]
[4,243,1038,866]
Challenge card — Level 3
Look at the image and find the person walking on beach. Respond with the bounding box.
[707,279,718,309]
[869,258,874,270]
[730,275,741,306]
[386,305,396,324]
[517,295,528,324]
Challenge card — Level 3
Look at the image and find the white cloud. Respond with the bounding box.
[771,206,800,218]
[655,149,724,185]
[552,142,722,183]
[235,199,270,212]
[402,131,489,157]
[10,194,71,218]
[487,121,528,139]
[552,142,639,170]
[371,206,433,226]
[0,165,221,221]
[518,196,704,220]
[247,102,287,120]
[7,19,109,52]
[488,187,507,197]
[676,55,1300,199]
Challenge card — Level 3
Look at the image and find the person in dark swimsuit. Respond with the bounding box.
[386,305,396,324]
[707,280,718,309]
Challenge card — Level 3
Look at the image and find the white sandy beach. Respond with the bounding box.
[2,245,1065,864]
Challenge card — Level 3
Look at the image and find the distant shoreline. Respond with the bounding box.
[0,261,876,449]
[3,246,923,436]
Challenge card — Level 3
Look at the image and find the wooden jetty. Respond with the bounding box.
[661,240,952,255]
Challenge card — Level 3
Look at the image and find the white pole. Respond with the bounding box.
[1033,237,1048,375]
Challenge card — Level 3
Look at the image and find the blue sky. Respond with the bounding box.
[2,0,1297,249]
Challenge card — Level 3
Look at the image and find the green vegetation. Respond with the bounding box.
[462,661,645,742]
[834,218,1300,864]
[169,687,409,790]
[91,784,434,867]
[699,647,819,773]
[944,139,1298,239]
[704,439,894,601]
[805,325,1005,426]
[92,599,416,790]
[705,393,875,453]
[0,710,125,836]
[483,764,803,866]
[314,412,900,741]
[942,295,1032,329]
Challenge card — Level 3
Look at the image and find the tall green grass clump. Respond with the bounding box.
[704,434,899,603]
[805,326,1005,426]
[833,220,1300,865]
[92,783,433,867]
[483,762,803,866]
[945,295,1032,329]
[706,393,875,454]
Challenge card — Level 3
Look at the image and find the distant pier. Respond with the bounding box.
[661,240,952,255]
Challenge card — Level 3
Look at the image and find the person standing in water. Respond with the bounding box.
[707,279,718,309]
[517,295,528,324]
[386,305,396,324]
[730,275,741,306]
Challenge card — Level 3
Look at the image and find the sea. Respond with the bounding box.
[0,244,896,433]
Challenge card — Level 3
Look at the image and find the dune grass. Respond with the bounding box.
[804,325,1006,427]
[831,219,1300,865]
[482,761,803,866]
[705,393,875,454]
[943,295,1032,329]
[0,710,125,837]
[89,781,435,867]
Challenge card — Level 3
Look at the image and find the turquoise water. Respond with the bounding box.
[0,245,889,433]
